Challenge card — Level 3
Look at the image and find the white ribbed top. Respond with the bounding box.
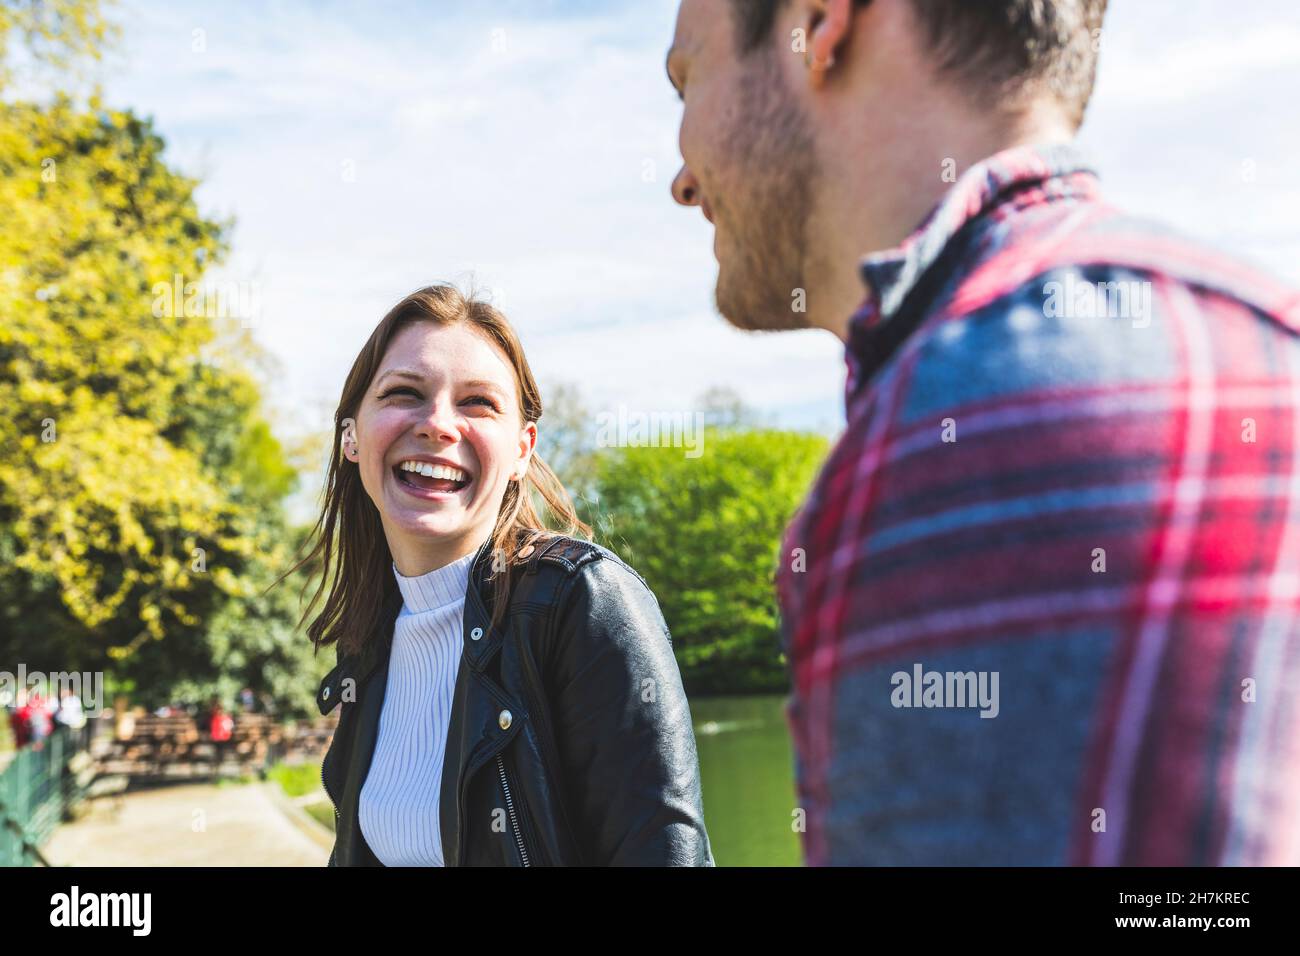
[358,549,476,866]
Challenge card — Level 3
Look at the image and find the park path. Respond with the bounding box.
[43,780,330,866]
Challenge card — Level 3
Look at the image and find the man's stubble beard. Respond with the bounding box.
[713,58,820,333]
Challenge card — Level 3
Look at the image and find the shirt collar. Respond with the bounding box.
[844,141,1101,401]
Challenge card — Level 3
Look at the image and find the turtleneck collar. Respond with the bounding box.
[391,549,476,614]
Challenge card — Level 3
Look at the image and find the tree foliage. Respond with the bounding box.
[0,0,116,89]
[0,11,318,710]
[586,428,828,695]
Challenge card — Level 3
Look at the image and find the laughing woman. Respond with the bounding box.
[286,284,713,866]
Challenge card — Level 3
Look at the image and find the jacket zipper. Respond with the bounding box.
[320,756,341,867]
[320,759,340,823]
[495,753,531,867]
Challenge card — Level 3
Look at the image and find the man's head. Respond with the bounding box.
[667,0,1108,336]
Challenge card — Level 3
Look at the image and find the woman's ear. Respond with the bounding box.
[514,421,538,480]
[340,417,359,462]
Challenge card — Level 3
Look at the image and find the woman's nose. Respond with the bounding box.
[671,164,701,207]
[417,402,459,442]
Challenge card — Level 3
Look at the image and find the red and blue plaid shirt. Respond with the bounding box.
[776,141,1300,865]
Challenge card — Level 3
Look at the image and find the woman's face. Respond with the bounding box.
[343,320,536,575]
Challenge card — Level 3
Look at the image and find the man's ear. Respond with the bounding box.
[802,0,856,90]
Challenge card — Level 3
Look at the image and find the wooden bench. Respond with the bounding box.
[96,712,339,781]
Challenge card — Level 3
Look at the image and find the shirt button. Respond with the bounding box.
[498,710,512,730]
[322,686,330,700]
[519,545,535,559]
[470,627,483,641]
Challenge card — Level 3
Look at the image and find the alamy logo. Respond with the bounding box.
[49,886,151,936]
[151,272,262,328]
[594,404,704,458]
[0,665,103,716]
[890,663,1000,718]
[1042,273,1152,328]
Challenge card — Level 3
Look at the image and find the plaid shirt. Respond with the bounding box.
[776,141,1300,866]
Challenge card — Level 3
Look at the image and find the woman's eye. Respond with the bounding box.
[379,387,420,400]
[464,395,501,412]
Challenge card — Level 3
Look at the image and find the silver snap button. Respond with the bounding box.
[519,545,535,559]
[498,709,512,730]
[322,686,331,700]
[471,627,483,641]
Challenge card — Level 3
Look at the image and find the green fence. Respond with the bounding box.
[0,724,94,866]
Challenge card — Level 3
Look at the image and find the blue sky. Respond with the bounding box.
[86,0,1300,514]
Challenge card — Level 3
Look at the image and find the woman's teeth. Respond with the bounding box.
[395,459,471,494]
[398,460,468,482]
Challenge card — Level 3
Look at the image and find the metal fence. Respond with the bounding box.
[0,723,95,866]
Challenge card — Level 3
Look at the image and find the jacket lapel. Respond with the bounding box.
[344,639,392,864]
[440,537,528,866]
[439,647,471,866]
[440,537,494,866]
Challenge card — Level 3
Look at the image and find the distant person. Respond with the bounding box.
[23,691,53,752]
[52,690,87,753]
[666,0,1300,864]
[55,691,85,727]
[208,700,234,770]
[8,689,32,749]
[113,703,137,741]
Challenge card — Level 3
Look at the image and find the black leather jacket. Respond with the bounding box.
[316,533,714,866]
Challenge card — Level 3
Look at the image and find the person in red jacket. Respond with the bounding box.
[9,690,32,749]
[207,699,234,772]
[22,691,53,752]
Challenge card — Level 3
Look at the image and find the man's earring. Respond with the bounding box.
[805,47,835,71]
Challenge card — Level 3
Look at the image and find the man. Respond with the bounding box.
[667,0,1300,865]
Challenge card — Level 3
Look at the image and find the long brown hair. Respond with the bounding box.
[280,283,590,658]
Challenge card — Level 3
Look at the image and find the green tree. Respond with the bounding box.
[586,427,828,695]
[0,5,322,712]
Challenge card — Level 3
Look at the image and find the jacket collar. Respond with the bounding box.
[459,531,561,669]
[462,535,506,671]
[316,589,401,714]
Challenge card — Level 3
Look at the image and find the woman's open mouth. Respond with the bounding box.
[393,459,472,498]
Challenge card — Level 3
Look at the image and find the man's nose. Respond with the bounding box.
[671,164,701,207]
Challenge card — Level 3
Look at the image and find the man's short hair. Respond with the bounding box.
[729,0,1109,129]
